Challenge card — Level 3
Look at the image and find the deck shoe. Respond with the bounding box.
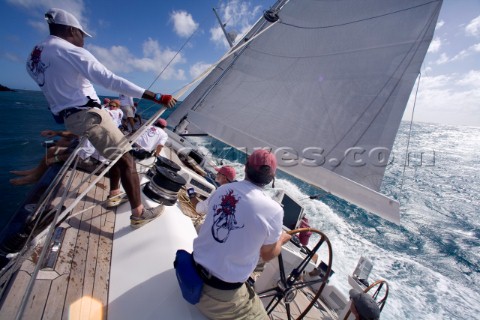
[106,194,128,207]
[130,206,164,229]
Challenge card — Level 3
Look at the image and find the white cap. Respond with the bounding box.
[45,8,92,38]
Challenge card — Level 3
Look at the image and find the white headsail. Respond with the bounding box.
[168,0,443,223]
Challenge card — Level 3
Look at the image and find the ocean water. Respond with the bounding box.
[0,90,479,319]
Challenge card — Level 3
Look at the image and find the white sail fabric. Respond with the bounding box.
[168,0,442,223]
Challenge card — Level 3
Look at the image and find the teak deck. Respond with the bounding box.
[0,154,341,320]
[0,169,114,320]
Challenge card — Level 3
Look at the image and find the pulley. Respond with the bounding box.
[264,9,279,23]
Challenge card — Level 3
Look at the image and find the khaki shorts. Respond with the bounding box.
[196,283,268,320]
[64,108,131,160]
[120,105,135,118]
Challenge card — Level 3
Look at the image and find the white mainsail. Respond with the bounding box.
[168,0,443,223]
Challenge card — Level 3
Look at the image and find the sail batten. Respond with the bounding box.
[169,0,443,222]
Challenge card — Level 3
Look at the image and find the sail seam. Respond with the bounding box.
[279,0,441,29]
[325,0,442,181]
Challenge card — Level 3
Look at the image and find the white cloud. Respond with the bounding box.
[451,51,467,62]
[442,43,480,62]
[89,45,134,73]
[456,70,480,86]
[419,74,451,90]
[170,10,199,38]
[3,52,21,62]
[87,38,186,81]
[436,20,445,30]
[435,53,449,65]
[428,37,441,53]
[210,0,262,48]
[465,15,480,37]
[189,62,212,79]
[7,0,91,34]
[405,71,480,126]
[222,0,252,25]
[28,20,48,34]
[210,26,227,47]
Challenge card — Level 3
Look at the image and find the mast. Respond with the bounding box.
[212,7,234,48]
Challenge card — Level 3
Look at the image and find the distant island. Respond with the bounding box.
[0,84,16,92]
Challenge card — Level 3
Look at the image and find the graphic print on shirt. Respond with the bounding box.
[27,46,49,87]
[147,127,158,137]
[211,189,244,243]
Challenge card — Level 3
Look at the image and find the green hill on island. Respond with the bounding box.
[0,84,15,92]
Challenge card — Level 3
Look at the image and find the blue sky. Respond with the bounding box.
[0,0,479,126]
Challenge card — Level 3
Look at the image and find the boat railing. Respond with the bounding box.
[0,137,88,291]
[0,106,170,318]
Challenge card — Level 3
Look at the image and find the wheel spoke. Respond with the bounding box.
[259,228,333,319]
[285,302,292,320]
[265,295,283,314]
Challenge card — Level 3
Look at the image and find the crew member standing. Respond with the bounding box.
[26,8,176,228]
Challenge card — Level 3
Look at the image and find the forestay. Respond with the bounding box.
[168,0,443,223]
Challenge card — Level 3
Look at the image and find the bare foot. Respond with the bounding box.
[10,169,36,176]
[10,175,40,186]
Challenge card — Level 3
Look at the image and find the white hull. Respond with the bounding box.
[108,196,205,319]
[0,137,387,319]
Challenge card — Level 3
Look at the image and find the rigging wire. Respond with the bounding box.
[137,1,281,120]
[135,3,236,119]
[133,16,204,121]
[144,27,200,94]
[134,15,279,122]
[6,6,221,309]
[4,3,279,315]
[399,73,422,194]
